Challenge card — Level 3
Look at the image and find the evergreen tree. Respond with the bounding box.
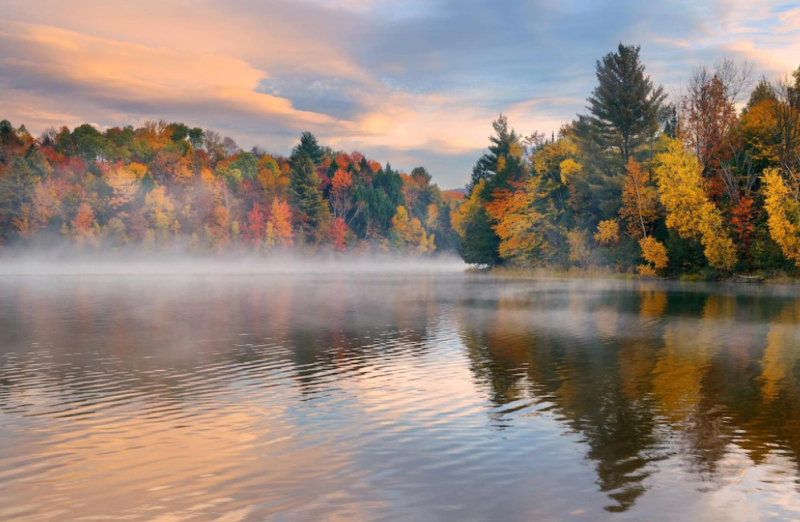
[289,151,327,236]
[0,158,39,242]
[466,114,524,195]
[453,179,503,266]
[351,163,406,238]
[292,132,324,166]
[460,115,526,265]
[410,166,431,184]
[745,78,777,111]
[457,204,501,266]
[578,44,665,167]
[661,103,678,138]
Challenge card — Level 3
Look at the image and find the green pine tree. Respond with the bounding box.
[292,132,324,166]
[577,43,665,168]
[467,114,524,195]
[289,151,328,237]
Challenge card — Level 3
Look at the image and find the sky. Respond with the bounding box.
[1,0,799,188]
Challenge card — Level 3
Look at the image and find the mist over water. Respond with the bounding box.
[0,251,467,276]
[3,270,800,521]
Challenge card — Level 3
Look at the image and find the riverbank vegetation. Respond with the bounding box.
[4,42,800,278]
[454,44,800,279]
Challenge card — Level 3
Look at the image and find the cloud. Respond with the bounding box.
[0,0,798,188]
[0,20,346,136]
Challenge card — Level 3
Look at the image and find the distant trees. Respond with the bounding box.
[390,206,435,254]
[289,151,328,239]
[0,122,454,256]
[11,40,800,277]
[293,132,324,166]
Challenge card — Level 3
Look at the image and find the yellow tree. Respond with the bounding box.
[618,157,668,274]
[558,158,583,186]
[425,203,439,230]
[566,228,591,267]
[125,162,149,181]
[31,178,67,233]
[143,185,176,243]
[655,139,736,271]
[451,180,484,240]
[105,166,139,211]
[206,204,231,251]
[484,176,554,264]
[762,168,800,265]
[594,219,620,246]
[258,155,290,200]
[619,157,658,239]
[638,236,668,276]
[391,205,435,255]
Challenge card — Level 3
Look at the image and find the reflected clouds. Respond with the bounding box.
[2,276,800,519]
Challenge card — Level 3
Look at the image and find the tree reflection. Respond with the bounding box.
[456,282,800,512]
[4,277,800,517]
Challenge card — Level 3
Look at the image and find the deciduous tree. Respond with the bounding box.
[762,168,800,265]
[655,139,736,270]
[619,157,658,238]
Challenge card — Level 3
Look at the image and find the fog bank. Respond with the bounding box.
[0,250,466,276]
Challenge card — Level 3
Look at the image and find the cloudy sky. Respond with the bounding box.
[1,0,798,188]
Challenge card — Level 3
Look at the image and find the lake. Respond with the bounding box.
[2,270,800,521]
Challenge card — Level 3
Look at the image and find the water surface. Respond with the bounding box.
[2,273,800,521]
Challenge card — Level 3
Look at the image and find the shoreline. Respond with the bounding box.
[469,266,800,285]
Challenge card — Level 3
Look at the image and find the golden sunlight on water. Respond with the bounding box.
[2,275,800,521]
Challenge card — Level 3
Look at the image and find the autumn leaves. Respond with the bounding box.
[454,43,800,277]
[0,121,456,255]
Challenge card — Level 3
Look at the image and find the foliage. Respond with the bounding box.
[654,139,736,270]
[454,45,799,278]
[485,177,557,264]
[594,219,620,246]
[566,228,591,267]
[639,236,668,275]
[0,120,450,255]
[619,158,658,239]
[391,206,435,255]
[577,43,666,169]
[452,179,501,265]
[762,168,800,265]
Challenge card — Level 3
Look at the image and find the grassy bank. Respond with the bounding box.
[468,265,800,284]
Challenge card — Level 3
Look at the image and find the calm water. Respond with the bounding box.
[2,273,800,521]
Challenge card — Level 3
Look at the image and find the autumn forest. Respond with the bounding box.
[455,45,800,278]
[3,43,800,277]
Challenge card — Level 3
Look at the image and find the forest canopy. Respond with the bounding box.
[0,120,461,256]
[454,44,800,277]
[3,42,800,278]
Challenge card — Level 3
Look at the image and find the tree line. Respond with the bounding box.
[455,44,800,277]
[0,121,461,255]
